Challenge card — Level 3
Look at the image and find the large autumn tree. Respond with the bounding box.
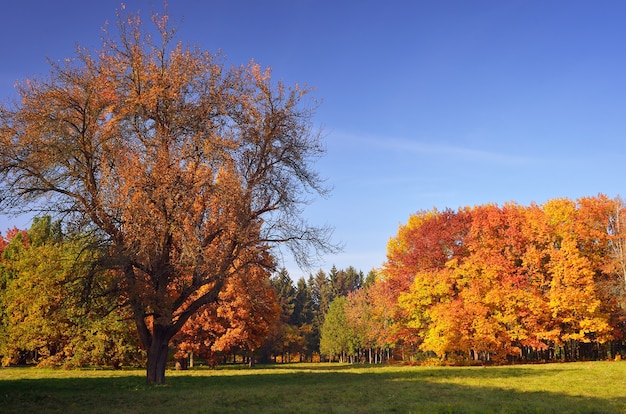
[0,7,334,383]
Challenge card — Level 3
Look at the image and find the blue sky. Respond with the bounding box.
[1,1,626,279]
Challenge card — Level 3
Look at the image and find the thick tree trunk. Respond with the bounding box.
[146,326,171,384]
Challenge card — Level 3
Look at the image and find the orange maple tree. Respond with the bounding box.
[382,208,470,349]
[172,264,279,367]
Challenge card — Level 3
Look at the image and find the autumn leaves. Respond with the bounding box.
[0,7,333,383]
[379,195,625,362]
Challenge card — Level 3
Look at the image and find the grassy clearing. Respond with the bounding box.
[1,361,625,413]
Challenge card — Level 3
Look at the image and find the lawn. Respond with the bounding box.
[1,361,625,413]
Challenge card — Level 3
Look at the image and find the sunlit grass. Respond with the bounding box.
[1,361,625,413]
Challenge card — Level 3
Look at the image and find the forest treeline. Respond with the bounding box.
[2,194,626,368]
[0,215,370,367]
[368,194,626,363]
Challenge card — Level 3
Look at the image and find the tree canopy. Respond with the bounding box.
[0,6,334,383]
[384,195,626,363]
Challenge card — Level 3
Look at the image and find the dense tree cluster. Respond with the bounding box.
[0,219,367,368]
[0,217,143,368]
[3,194,625,369]
[319,276,393,363]
[262,265,368,363]
[319,194,626,364]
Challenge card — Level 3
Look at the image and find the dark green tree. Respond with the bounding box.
[329,265,364,297]
[363,269,378,289]
[293,276,316,361]
[342,266,364,294]
[265,268,307,362]
[271,268,296,323]
[293,277,314,326]
[307,269,334,358]
[310,269,334,317]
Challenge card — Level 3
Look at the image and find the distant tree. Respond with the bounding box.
[608,197,626,291]
[293,277,314,326]
[308,269,334,356]
[0,7,335,383]
[542,198,612,353]
[384,208,471,296]
[320,296,355,361]
[310,269,334,317]
[388,197,625,363]
[602,196,626,338]
[363,269,378,289]
[345,287,386,363]
[329,266,342,296]
[271,268,296,323]
[293,277,316,361]
[263,268,300,362]
[330,265,363,297]
[381,208,471,355]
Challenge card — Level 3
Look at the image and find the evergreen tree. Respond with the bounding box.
[307,270,333,357]
[293,277,316,361]
[265,268,305,362]
[271,268,296,323]
[293,277,313,326]
[310,269,334,316]
[329,265,364,297]
[364,269,378,289]
[343,266,364,294]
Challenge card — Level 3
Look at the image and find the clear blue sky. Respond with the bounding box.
[1,1,626,279]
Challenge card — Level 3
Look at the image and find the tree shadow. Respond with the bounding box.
[231,361,567,378]
[0,365,623,413]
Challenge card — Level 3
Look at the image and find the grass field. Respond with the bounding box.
[1,361,625,413]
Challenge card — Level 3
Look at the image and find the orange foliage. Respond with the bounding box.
[381,208,470,346]
[0,7,331,383]
[382,195,625,363]
[173,264,279,365]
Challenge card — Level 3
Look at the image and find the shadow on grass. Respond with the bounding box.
[1,365,624,413]
[256,362,563,377]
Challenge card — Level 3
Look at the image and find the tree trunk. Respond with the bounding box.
[146,326,170,384]
[175,358,188,370]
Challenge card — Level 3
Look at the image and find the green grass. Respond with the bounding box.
[1,361,625,413]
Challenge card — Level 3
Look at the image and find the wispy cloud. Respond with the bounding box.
[331,131,533,166]
[383,138,530,166]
